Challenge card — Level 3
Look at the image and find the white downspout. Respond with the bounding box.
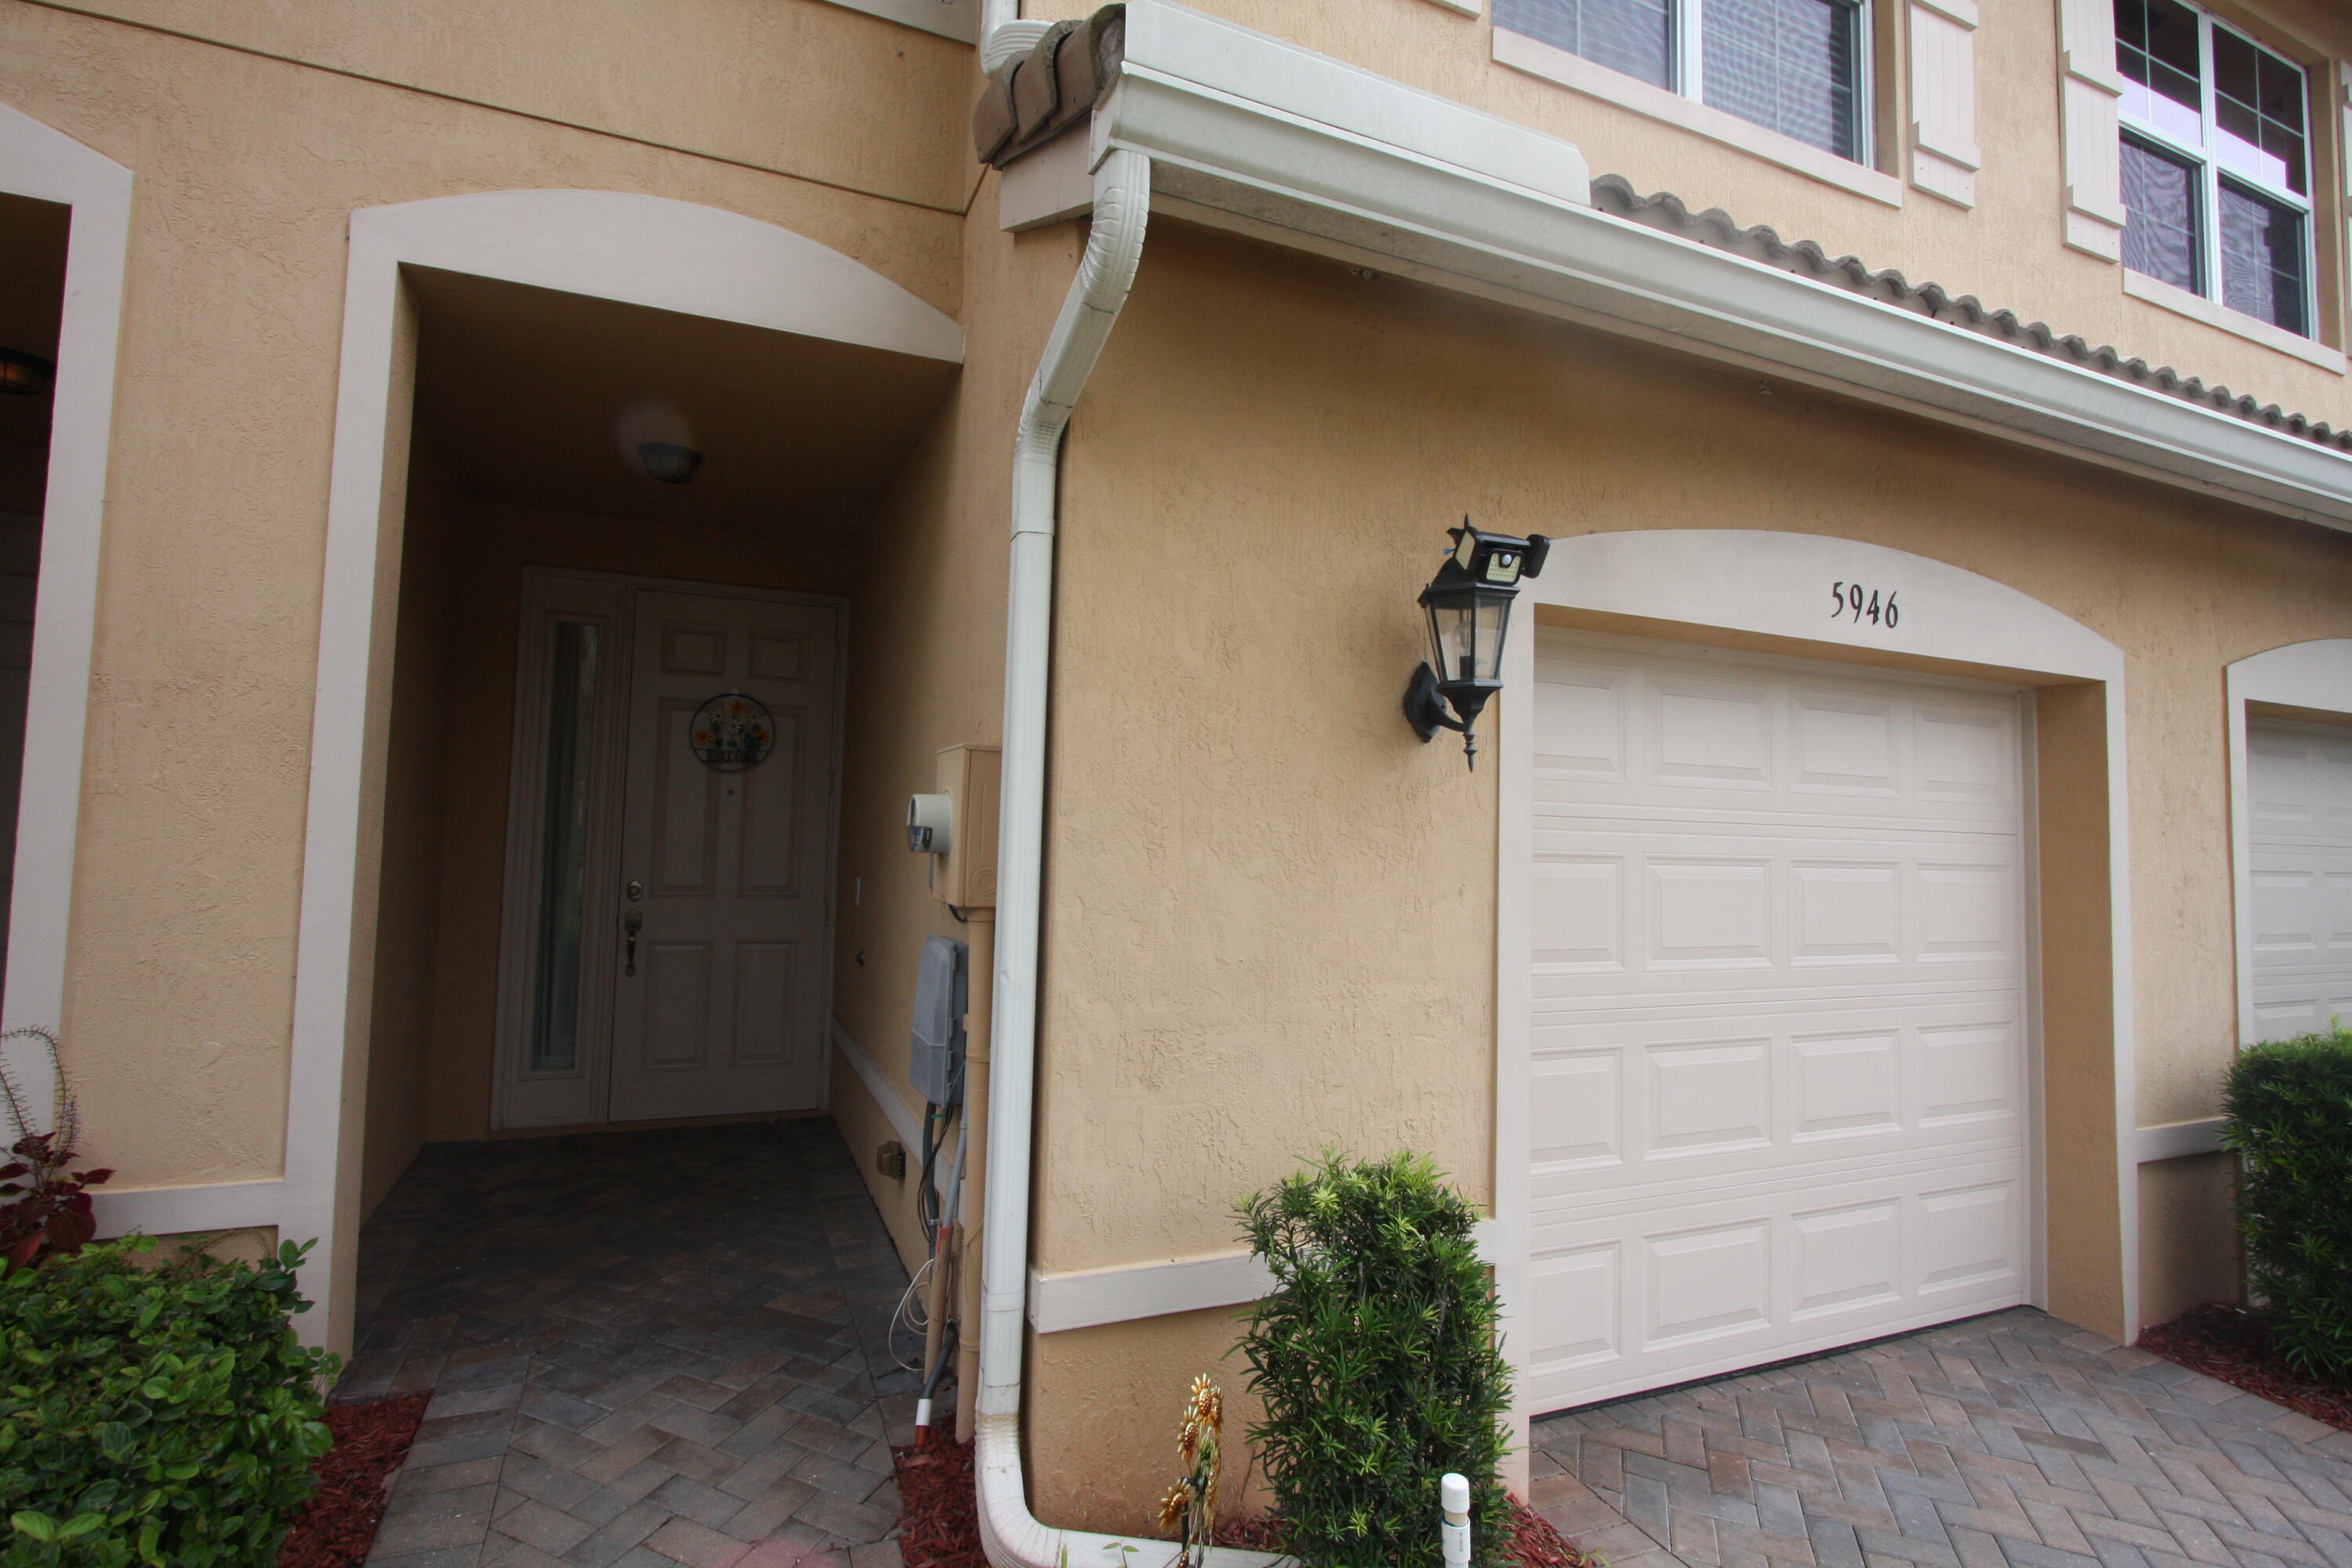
[973,147,1221,1568]
[980,2,1051,69]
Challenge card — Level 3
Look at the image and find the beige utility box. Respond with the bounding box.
[935,744,1000,909]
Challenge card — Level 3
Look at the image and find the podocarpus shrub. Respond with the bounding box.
[1238,1150,1512,1568]
[0,1236,337,1565]
[2222,1021,2352,1384]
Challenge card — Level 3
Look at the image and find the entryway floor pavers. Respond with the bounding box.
[335,1118,921,1568]
[1530,1308,2352,1568]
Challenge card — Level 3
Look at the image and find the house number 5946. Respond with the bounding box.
[1830,581,1899,629]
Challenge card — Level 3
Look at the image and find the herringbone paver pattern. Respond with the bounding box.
[1530,1310,2352,1568]
[336,1120,919,1568]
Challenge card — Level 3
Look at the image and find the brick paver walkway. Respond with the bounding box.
[1531,1308,2352,1568]
[334,1119,920,1568]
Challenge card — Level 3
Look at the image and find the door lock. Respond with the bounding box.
[622,908,642,976]
[626,879,644,902]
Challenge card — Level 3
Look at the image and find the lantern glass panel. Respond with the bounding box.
[1425,586,1515,687]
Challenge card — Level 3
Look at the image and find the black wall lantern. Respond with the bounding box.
[1403,519,1548,768]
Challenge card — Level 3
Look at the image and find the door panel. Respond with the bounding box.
[606,588,838,1121]
[1524,632,2028,1411]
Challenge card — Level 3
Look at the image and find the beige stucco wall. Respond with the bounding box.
[0,0,965,1192]
[1023,217,2352,1533]
[1019,0,2352,433]
[358,433,462,1220]
[826,187,1086,1271]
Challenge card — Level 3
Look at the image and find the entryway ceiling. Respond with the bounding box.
[407,267,957,540]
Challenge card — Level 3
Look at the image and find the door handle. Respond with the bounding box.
[623,908,641,977]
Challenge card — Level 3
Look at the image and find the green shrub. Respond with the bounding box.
[0,1236,337,1566]
[1237,1150,1513,1568]
[2222,1021,2352,1384]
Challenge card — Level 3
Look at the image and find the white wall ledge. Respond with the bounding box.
[2122,269,2347,375]
[2134,1119,2227,1162]
[94,1180,284,1240]
[1492,27,1905,208]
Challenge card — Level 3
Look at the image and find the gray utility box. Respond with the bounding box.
[909,934,967,1109]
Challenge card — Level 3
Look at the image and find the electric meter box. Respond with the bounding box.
[909,933,967,1108]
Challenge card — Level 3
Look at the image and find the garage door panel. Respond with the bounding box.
[2250,723,2352,1043]
[1523,1154,2026,1409]
[1534,826,2022,997]
[1526,633,2027,1414]
[1529,1003,2025,1196]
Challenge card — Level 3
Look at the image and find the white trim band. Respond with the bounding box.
[1027,1220,1504,1334]
[94,1180,285,1240]
[833,1019,924,1152]
[2135,1120,2227,1163]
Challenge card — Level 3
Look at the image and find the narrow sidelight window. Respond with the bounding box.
[1494,0,1869,162]
[2115,0,2312,336]
[528,619,600,1075]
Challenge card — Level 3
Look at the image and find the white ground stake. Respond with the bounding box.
[1441,1472,1472,1568]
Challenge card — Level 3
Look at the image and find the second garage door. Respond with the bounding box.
[2245,720,2352,1043]
[1523,631,2031,1412]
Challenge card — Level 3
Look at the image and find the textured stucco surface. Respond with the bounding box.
[1022,220,2352,1534]
[0,0,964,1191]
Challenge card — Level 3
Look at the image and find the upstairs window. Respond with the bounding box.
[1494,0,1870,163]
[2116,0,2312,336]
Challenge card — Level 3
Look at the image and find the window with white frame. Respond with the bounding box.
[1492,0,1871,163]
[2115,0,2313,336]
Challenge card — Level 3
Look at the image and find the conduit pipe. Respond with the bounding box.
[972,146,1173,1568]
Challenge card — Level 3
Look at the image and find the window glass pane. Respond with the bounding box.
[529,620,600,1075]
[1701,0,1860,160]
[2114,0,2202,145]
[1492,0,1672,89]
[2212,27,2307,194]
[2121,135,2201,292]
[2219,181,2307,335]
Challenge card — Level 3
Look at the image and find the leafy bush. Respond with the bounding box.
[1238,1150,1512,1568]
[0,1236,337,1565]
[0,1029,114,1268]
[2223,1021,2352,1384]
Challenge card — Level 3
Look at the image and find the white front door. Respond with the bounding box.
[1523,630,2031,1412]
[2246,720,2352,1042]
[496,574,842,1129]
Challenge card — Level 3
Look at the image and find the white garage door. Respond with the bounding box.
[2246,720,2352,1042]
[1523,632,2030,1413]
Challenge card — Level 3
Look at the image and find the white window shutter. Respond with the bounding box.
[2056,0,2126,259]
[1909,0,1981,205]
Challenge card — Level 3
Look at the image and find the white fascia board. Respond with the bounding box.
[1098,0,2352,531]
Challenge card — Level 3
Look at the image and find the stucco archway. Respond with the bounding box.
[2225,637,2352,1047]
[0,106,131,1134]
[284,190,966,1352]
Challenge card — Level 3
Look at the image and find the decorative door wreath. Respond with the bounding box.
[688,692,775,771]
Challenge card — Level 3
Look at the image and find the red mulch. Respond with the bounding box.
[2137,1303,2352,1433]
[894,1437,988,1568]
[1508,1499,1599,1568]
[891,1441,1594,1568]
[1213,1515,1287,1552]
[278,1394,431,1568]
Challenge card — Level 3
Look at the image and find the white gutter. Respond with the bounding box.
[976,145,1253,1568]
